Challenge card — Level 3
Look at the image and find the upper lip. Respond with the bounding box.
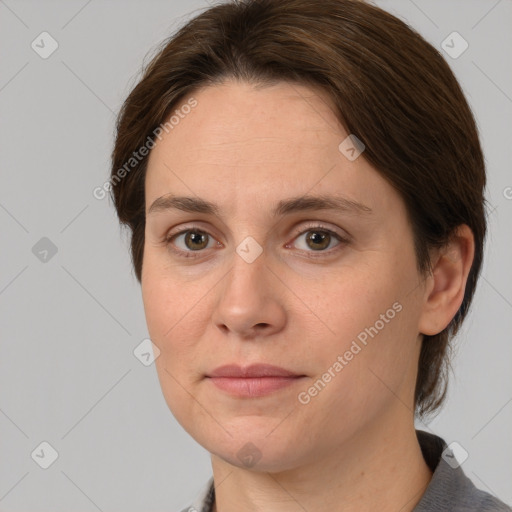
[207,364,303,378]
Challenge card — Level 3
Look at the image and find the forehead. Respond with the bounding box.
[144,80,402,218]
[155,80,341,160]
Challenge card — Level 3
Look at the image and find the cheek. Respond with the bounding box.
[296,265,401,347]
[141,277,172,342]
[142,256,196,339]
[142,271,206,425]
[141,270,186,378]
[141,265,213,375]
[300,262,419,395]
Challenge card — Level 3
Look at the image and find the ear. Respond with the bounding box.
[418,225,475,336]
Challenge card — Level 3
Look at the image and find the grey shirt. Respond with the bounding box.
[181,430,511,511]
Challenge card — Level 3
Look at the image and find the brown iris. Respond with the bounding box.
[305,231,331,251]
[185,231,209,250]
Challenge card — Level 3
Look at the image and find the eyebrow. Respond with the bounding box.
[147,193,373,217]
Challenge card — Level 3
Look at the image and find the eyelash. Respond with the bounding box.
[163,223,349,260]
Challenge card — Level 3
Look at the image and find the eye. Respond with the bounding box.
[289,225,345,255]
[164,223,348,259]
[165,229,220,257]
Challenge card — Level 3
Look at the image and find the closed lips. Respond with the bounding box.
[207,363,304,378]
[206,364,306,398]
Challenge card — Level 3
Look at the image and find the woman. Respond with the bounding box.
[110,0,511,510]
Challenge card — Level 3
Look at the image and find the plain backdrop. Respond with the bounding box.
[0,0,511,510]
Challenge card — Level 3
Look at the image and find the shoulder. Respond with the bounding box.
[178,477,215,512]
[414,430,511,512]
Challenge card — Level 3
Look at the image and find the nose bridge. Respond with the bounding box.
[212,238,285,337]
[223,239,268,310]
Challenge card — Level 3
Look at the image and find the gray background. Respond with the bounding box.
[0,0,511,510]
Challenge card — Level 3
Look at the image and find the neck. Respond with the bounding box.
[210,412,432,512]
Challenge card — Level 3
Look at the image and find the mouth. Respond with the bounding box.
[205,363,307,398]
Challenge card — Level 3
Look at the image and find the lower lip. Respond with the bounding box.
[207,376,305,397]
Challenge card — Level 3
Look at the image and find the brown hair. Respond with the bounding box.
[110,0,486,419]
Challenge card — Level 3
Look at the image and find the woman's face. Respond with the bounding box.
[142,80,428,471]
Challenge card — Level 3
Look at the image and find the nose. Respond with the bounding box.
[210,248,287,340]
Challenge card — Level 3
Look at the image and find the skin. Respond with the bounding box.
[142,80,475,512]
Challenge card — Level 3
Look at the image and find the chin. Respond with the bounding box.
[188,417,309,472]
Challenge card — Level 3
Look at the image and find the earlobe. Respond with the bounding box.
[418,225,475,336]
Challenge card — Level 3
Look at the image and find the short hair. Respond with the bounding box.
[110,0,487,419]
